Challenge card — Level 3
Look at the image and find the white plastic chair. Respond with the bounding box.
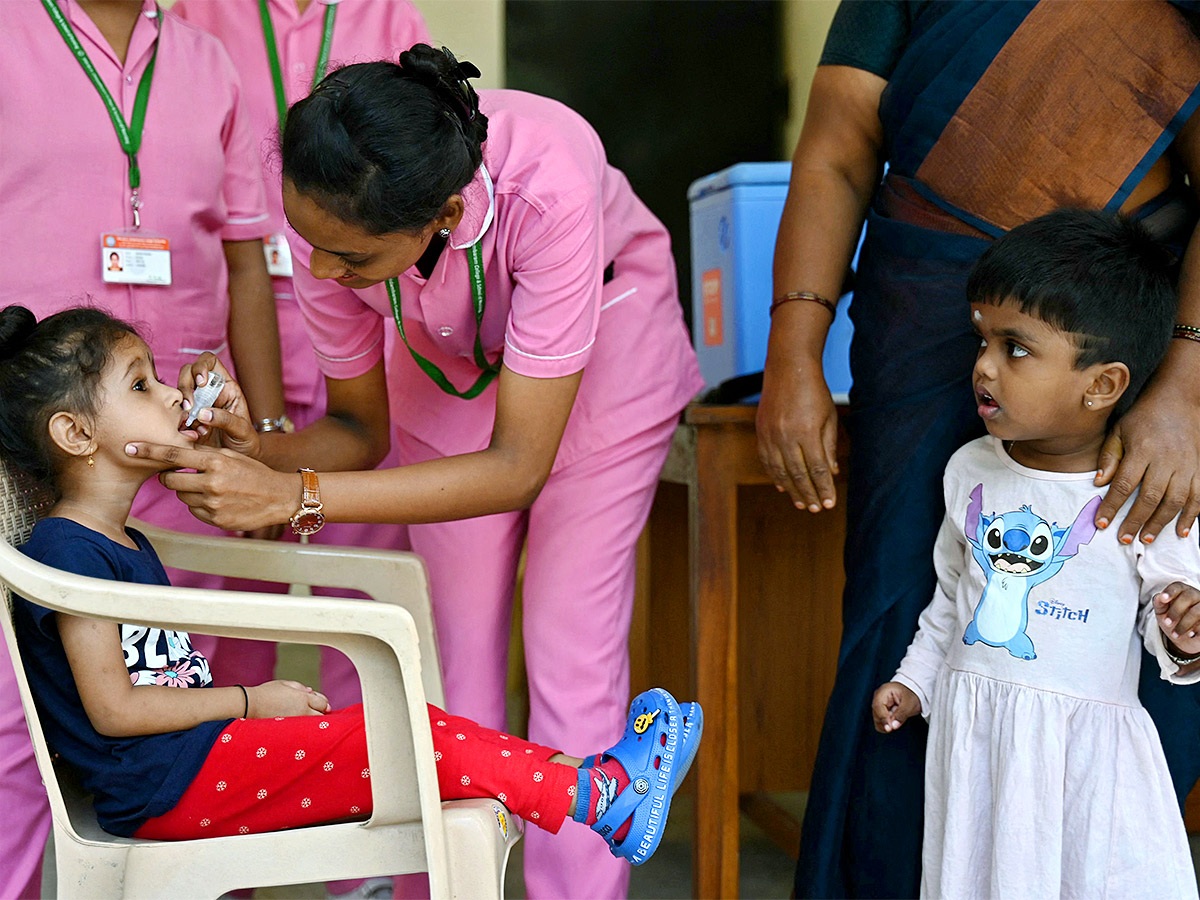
[0,458,521,899]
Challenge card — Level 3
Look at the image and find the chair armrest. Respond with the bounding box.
[0,543,448,859]
[130,519,444,706]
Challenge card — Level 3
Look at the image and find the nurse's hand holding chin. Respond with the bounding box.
[125,438,297,532]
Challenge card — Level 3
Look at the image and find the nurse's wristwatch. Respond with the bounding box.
[290,468,326,536]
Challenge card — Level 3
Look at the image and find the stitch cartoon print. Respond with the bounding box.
[961,484,1102,660]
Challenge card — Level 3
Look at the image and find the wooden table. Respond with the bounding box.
[630,403,849,899]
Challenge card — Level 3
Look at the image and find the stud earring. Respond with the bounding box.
[1086,400,1093,408]
[439,227,451,238]
[87,455,95,467]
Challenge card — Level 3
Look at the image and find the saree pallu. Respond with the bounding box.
[797,4,1200,897]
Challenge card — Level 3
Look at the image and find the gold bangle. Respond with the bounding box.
[770,291,837,317]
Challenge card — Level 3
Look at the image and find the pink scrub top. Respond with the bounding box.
[174,0,430,408]
[291,89,704,469]
[0,0,269,380]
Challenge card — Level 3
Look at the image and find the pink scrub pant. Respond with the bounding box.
[0,640,49,900]
[395,414,677,900]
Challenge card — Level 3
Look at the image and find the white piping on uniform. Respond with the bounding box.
[226,213,270,225]
[600,287,638,311]
[450,164,496,249]
[314,338,383,363]
[504,338,595,362]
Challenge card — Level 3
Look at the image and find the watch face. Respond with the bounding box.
[291,510,325,535]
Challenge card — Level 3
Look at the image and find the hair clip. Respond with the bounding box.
[439,46,480,122]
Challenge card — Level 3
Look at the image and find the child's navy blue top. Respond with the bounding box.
[13,517,231,837]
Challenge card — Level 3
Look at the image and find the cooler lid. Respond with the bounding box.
[687,161,792,201]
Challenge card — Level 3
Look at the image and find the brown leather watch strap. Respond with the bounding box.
[299,467,320,505]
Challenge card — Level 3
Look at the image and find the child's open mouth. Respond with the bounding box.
[976,386,1000,420]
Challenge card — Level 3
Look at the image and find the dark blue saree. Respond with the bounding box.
[797,3,1200,897]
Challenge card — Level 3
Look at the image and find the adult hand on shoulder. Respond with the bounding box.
[248,680,331,718]
[757,351,840,513]
[1093,381,1200,544]
[124,441,297,532]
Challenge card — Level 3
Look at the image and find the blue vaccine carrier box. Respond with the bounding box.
[687,162,854,400]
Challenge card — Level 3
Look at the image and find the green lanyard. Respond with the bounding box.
[42,0,158,228]
[386,242,501,400]
[258,0,337,132]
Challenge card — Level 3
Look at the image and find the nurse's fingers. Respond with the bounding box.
[176,353,231,407]
[126,442,218,471]
[193,406,261,458]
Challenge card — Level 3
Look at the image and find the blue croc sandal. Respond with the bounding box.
[591,688,682,865]
[674,702,703,790]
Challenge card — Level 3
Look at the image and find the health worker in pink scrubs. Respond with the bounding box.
[0,1,284,897]
[134,46,703,899]
[171,4,429,897]
[172,0,426,698]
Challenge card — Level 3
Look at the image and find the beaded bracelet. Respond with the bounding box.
[1173,323,1200,344]
[769,291,837,317]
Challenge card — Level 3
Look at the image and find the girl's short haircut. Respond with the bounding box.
[281,44,488,235]
[966,208,1177,418]
[0,305,138,488]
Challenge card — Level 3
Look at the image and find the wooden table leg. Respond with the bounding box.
[691,425,740,899]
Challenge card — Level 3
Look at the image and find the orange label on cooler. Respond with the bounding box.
[701,269,723,346]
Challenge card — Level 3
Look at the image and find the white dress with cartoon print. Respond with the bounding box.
[895,437,1200,900]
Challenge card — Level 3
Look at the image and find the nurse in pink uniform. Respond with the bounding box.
[0,1,282,897]
[138,46,703,899]
[171,0,427,709]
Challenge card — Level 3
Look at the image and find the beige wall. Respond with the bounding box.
[414,0,505,89]
[160,0,506,90]
[782,0,839,156]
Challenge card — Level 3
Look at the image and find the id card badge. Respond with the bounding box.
[101,233,171,285]
[263,232,294,277]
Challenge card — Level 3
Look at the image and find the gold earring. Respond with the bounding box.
[87,455,95,467]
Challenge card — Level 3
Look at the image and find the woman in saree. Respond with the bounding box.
[757,2,1200,896]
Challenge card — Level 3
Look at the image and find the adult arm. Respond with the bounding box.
[1094,109,1200,542]
[137,361,582,531]
[756,65,886,512]
[223,238,286,423]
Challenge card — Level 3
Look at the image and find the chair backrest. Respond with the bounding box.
[0,458,53,571]
[0,458,453,894]
[0,458,89,835]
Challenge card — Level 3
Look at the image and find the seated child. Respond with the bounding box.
[0,304,701,867]
[871,209,1200,899]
